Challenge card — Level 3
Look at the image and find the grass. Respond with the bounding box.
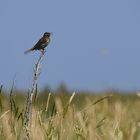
[0,88,140,140]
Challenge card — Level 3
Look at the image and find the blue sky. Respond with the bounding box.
[0,0,140,91]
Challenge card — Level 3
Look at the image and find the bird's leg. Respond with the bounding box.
[40,49,45,55]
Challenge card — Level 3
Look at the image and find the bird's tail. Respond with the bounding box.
[24,49,33,54]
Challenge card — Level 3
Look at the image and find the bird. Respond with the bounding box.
[24,32,51,54]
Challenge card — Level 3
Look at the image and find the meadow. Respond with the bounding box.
[0,85,140,140]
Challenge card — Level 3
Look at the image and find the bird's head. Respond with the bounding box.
[43,32,51,37]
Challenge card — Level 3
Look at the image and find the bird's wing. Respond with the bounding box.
[32,37,49,50]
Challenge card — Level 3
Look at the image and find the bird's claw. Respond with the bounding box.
[40,49,46,55]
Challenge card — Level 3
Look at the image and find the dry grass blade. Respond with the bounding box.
[95,117,106,128]
[10,83,14,112]
[45,92,51,112]
[9,84,18,117]
[68,92,76,105]
[17,109,24,124]
[50,101,56,117]
[0,110,10,120]
[63,92,76,118]
[79,94,113,113]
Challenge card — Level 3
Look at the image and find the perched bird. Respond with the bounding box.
[24,32,51,54]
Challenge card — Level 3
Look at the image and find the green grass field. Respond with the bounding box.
[0,86,140,140]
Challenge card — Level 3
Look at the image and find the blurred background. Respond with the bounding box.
[0,0,140,92]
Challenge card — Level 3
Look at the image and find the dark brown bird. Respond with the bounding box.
[24,32,51,54]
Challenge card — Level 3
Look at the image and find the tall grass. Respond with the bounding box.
[0,89,140,140]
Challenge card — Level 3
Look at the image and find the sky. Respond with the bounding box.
[0,0,140,91]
